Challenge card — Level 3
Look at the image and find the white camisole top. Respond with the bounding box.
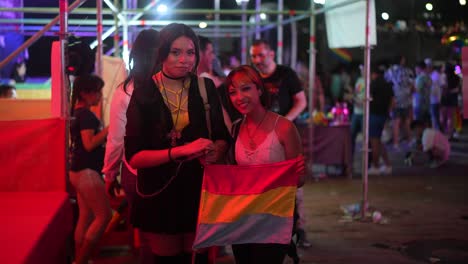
[235,115,286,165]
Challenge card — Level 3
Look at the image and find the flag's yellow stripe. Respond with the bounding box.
[199,186,296,224]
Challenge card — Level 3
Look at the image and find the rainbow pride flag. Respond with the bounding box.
[193,157,300,250]
[331,48,352,63]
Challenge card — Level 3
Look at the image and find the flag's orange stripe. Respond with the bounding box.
[199,186,296,224]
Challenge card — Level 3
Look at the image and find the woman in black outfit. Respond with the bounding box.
[124,23,230,263]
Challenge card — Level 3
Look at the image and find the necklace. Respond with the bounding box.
[244,111,268,149]
[162,70,186,80]
[158,72,188,146]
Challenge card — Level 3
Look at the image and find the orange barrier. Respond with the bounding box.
[0,99,52,121]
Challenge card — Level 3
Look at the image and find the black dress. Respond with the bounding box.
[125,74,230,234]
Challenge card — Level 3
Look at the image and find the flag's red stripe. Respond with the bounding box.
[203,157,300,195]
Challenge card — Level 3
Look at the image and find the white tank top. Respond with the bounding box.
[235,115,286,165]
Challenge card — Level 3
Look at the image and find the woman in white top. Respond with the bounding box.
[224,65,304,264]
[102,28,159,264]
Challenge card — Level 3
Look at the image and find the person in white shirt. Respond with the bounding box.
[102,28,159,264]
[197,35,224,87]
[409,120,450,168]
[425,59,442,130]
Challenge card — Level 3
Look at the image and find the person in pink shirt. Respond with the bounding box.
[409,120,450,168]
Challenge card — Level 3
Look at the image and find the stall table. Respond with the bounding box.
[299,124,352,178]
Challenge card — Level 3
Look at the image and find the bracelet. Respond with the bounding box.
[168,147,174,162]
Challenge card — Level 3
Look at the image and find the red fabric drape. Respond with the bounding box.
[0,118,66,191]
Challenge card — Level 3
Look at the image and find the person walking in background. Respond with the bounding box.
[249,39,310,248]
[426,59,442,130]
[220,53,240,76]
[295,61,325,113]
[385,55,414,151]
[124,23,230,263]
[102,28,159,264]
[69,75,112,264]
[197,35,224,88]
[224,65,305,263]
[413,61,432,124]
[368,64,395,175]
[351,64,365,162]
[439,62,461,139]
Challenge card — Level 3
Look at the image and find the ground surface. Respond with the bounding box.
[94,128,468,264]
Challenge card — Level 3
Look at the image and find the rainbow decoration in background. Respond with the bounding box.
[193,157,300,249]
[330,48,352,63]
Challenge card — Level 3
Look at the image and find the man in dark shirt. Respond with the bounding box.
[369,64,395,175]
[250,39,307,121]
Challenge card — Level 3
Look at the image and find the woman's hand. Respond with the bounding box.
[181,138,214,161]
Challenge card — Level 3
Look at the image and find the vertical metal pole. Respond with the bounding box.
[277,0,283,64]
[241,1,248,64]
[59,0,69,118]
[113,0,120,57]
[308,0,316,178]
[255,0,261,39]
[59,0,70,192]
[308,2,316,113]
[122,0,129,65]
[290,20,297,67]
[361,0,371,219]
[214,0,220,53]
[96,0,103,76]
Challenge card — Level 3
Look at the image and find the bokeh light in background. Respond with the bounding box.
[156,4,168,14]
[381,12,389,21]
[425,3,433,11]
[199,22,207,29]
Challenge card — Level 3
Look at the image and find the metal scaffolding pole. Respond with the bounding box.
[112,0,121,57]
[88,0,160,50]
[255,0,261,39]
[96,0,103,76]
[0,0,87,70]
[122,0,129,65]
[361,0,372,219]
[290,19,297,67]
[308,0,316,177]
[277,0,283,64]
[59,0,68,118]
[241,1,248,64]
[214,0,220,53]
[0,7,313,16]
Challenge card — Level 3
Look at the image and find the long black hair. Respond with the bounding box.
[123,29,160,94]
[70,74,104,115]
[155,23,200,75]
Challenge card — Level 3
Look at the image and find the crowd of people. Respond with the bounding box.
[332,55,461,174]
[64,20,464,263]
